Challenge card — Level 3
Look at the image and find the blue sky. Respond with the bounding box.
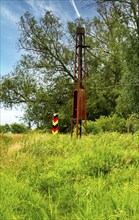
[0,0,96,125]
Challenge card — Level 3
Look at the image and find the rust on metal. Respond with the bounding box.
[71,27,88,138]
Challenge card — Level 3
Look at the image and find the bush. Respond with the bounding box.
[0,123,31,134]
[0,124,11,133]
[126,113,139,133]
[95,114,127,133]
[87,114,127,133]
[10,123,30,134]
[87,120,102,134]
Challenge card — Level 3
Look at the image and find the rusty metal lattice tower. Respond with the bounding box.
[71,27,88,138]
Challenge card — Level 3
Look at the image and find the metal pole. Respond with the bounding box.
[71,27,88,138]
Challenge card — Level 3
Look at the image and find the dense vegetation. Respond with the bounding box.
[0,132,139,219]
[0,123,30,134]
[0,0,139,131]
[0,113,139,134]
[0,1,138,219]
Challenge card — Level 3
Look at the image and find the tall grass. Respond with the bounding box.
[0,132,139,219]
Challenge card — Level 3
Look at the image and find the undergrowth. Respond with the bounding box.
[0,132,139,219]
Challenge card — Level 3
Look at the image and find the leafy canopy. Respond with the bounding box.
[1,1,139,130]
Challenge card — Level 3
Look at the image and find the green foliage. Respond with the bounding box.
[95,115,127,133]
[0,1,139,130]
[0,132,139,219]
[87,114,127,134]
[87,120,102,134]
[87,114,139,134]
[0,124,11,133]
[10,123,30,134]
[0,66,37,108]
[126,113,139,133]
[0,173,52,220]
[0,123,30,134]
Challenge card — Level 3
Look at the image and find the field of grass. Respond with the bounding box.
[0,132,139,220]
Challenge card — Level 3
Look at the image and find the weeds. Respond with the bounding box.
[0,132,139,219]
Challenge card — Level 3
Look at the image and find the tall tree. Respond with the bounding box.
[1,2,139,130]
[94,0,139,115]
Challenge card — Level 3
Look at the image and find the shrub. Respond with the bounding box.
[0,123,31,134]
[87,120,102,134]
[0,124,11,133]
[10,123,30,134]
[87,114,127,133]
[126,113,139,133]
[95,114,127,133]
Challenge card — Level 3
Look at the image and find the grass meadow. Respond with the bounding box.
[0,132,139,220]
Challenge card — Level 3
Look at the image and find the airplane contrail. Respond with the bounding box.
[70,0,81,18]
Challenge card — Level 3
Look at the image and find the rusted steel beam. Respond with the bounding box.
[71,27,88,138]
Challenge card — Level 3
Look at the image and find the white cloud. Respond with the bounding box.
[0,5,19,24]
[25,0,35,9]
[25,0,72,21]
[25,0,54,17]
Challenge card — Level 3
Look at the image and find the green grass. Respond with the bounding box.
[0,132,139,219]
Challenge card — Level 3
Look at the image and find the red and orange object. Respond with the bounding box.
[52,113,58,134]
